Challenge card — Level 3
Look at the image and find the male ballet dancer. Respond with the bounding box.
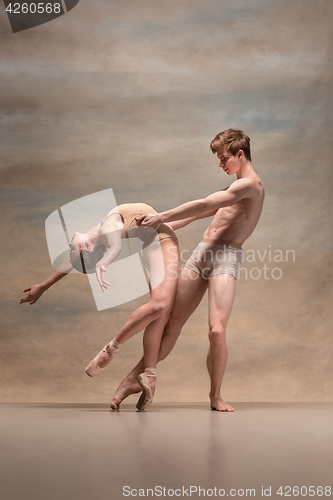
[110,128,264,411]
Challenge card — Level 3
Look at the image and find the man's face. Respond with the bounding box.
[216,147,241,175]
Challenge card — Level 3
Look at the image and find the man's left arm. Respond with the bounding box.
[138,179,252,229]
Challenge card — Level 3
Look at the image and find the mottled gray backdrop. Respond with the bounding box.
[1,0,332,403]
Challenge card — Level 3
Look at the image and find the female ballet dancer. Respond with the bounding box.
[20,202,180,410]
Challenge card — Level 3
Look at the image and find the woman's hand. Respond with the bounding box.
[20,284,45,305]
[96,265,111,292]
[136,213,162,230]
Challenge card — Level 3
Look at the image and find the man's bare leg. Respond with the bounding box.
[111,266,208,408]
[207,273,237,412]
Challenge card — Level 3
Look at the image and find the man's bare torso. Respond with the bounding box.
[204,175,265,245]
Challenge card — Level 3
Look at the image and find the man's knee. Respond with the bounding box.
[208,325,227,347]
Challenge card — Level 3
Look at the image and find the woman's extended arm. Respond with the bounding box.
[95,215,123,292]
[20,258,73,305]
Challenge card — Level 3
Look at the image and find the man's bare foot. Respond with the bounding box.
[110,378,142,410]
[210,396,234,412]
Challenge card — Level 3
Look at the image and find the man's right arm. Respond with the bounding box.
[137,180,252,229]
[169,208,218,230]
[20,258,73,305]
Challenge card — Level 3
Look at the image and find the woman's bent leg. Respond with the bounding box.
[87,239,178,375]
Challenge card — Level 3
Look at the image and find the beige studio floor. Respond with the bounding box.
[0,403,332,500]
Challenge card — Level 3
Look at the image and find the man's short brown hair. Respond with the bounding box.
[210,128,251,161]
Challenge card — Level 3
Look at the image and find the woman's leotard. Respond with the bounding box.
[102,203,177,244]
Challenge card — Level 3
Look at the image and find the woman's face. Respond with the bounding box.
[69,232,92,260]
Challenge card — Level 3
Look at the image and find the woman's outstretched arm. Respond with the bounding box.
[95,214,123,292]
[20,258,73,305]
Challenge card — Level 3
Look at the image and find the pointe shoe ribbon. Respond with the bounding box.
[85,339,120,377]
[136,368,156,411]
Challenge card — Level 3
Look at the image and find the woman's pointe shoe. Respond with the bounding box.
[85,339,120,377]
[136,368,156,411]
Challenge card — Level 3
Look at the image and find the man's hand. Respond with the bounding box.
[96,265,111,292]
[20,284,45,305]
[136,213,162,230]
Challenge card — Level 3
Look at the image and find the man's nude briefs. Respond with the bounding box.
[185,239,243,280]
